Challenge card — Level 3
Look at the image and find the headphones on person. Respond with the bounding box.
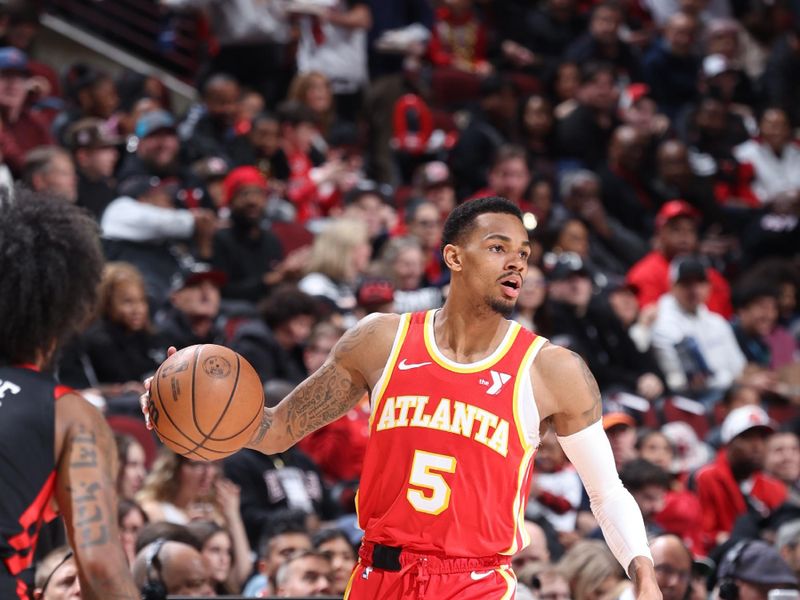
[40,550,74,594]
[718,540,751,600]
[140,538,167,600]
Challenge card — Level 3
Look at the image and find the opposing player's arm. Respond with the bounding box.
[54,394,140,600]
[247,313,398,455]
[534,346,660,598]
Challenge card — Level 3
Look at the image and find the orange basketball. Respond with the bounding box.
[148,344,264,461]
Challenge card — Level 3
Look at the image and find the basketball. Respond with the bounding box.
[148,344,265,461]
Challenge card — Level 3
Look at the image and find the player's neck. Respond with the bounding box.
[434,304,509,363]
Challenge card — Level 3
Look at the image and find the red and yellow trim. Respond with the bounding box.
[499,566,518,599]
[502,335,547,555]
[422,310,521,374]
[368,313,412,431]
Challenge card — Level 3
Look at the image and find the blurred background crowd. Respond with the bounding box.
[4,0,800,597]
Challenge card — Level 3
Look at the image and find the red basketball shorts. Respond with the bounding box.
[343,541,517,600]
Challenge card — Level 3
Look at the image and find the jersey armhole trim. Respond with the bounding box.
[512,336,547,452]
[368,313,412,429]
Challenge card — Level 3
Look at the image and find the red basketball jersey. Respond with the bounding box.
[356,310,547,557]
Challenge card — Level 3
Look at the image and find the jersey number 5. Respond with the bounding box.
[406,450,457,515]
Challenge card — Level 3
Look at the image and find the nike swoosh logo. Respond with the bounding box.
[397,359,432,371]
[470,570,495,581]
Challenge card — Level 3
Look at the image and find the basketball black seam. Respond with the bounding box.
[154,348,203,449]
[185,351,242,455]
[154,429,224,460]
[205,386,263,442]
[206,368,262,441]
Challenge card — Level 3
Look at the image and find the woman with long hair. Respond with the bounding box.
[118,499,148,566]
[288,71,336,139]
[115,433,147,501]
[299,218,371,326]
[187,520,252,594]
[136,448,219,525]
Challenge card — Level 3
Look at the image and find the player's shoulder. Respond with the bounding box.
[335,312,403,359]
[532,342,582,378]
[350,312,403,341]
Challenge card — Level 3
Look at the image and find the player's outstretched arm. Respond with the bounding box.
[246,313,398,455]
[534,345,661,600]
[54,394,141,600]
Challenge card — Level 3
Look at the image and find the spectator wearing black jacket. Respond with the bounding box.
[212,166,292,303]
[155,262,227,349]
[229,285,318,385]
[642,12,701,120]
[555,61,620,169]
[179,73,249,165]
[223,380,339,551]
[565,2,642,84]
[83,262,164,387]
[67,118,120,220]
[546,253,665,401]
[449,75,518,198]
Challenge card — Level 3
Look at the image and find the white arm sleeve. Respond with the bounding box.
[556,420,653,575]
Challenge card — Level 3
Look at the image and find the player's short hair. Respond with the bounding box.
[0,187,104,365]
[440,196,523,253]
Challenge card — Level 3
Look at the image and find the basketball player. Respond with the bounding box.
[145,196,660,599]
[0,190,139,599]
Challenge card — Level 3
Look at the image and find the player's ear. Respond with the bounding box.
[442,243,462,272]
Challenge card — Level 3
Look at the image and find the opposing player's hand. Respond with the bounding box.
[140,346,178,430]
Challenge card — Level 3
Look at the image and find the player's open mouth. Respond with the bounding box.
[499,277,521,298]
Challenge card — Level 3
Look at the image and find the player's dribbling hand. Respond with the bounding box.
[140,346,178,430]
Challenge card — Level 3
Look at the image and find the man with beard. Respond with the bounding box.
[694,405,787,547]
[144,197,660,599]
[211,166,308,303]
[117,110,182,185]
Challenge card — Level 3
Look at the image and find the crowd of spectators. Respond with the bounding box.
[4,0,800,597]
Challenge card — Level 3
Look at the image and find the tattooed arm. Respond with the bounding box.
[54,394,140,600]
[532,345,602,435]
[247,313,399,455]
[534,345,661,599]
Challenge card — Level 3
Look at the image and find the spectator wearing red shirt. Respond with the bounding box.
[0,47,53,176]
[626,199,733,317]
[277,101,345,223]
[428,0,491,75]
[693,406,787,548]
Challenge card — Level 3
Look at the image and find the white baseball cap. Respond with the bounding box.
[720,405,774,444]
[703,53,735,78]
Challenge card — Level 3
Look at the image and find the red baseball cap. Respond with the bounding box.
[655,200,700,230]
[222,166,267,205]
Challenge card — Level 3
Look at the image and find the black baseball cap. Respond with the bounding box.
[546,252,590,282]
[669,256,708,285]
[170,262,227,292]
